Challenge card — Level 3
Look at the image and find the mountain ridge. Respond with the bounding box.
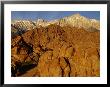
[11,14,100,32]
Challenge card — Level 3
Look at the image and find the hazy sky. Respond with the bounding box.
[11,11,100,21]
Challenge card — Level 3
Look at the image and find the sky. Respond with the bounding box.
[11,11,100,21]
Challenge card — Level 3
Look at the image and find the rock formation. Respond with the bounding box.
[11,14,100,77]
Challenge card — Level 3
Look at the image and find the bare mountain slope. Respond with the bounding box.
[11,24,100,77]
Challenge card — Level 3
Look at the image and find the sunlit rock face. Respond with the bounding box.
[11,14,100,77]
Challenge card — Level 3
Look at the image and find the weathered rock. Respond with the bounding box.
[59,57,68,69]
[11,46,18,54]
[11,36,21,47]
[22,30,34,45]
[11,23,100,77]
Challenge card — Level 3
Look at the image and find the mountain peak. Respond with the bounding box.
[11,13,100,32]
[73,13,81,17]
[68,13,81,18]
[37,18,46,22]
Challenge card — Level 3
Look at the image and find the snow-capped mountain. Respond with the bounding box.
[11,14,100,32]
[50,14,100,32]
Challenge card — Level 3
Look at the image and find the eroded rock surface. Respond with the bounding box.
[11,24,100,77]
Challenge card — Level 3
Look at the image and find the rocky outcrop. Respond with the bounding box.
[11,24,100,77]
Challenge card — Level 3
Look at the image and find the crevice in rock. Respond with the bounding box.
[59,58,64,77]
[97,49,100,60]
[18,37,33,54]
[64,57,71,77]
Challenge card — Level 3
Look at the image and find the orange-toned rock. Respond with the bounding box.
[59,57,67,69]
[11,24,100,77]
[48,58,62,77]
[11,36,21,47]
[22,30,34,45]
[33,47,41,54]
[65,47,75,58]
[11,46,18,54]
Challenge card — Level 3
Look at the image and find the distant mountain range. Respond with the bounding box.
[11,14,100,37]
